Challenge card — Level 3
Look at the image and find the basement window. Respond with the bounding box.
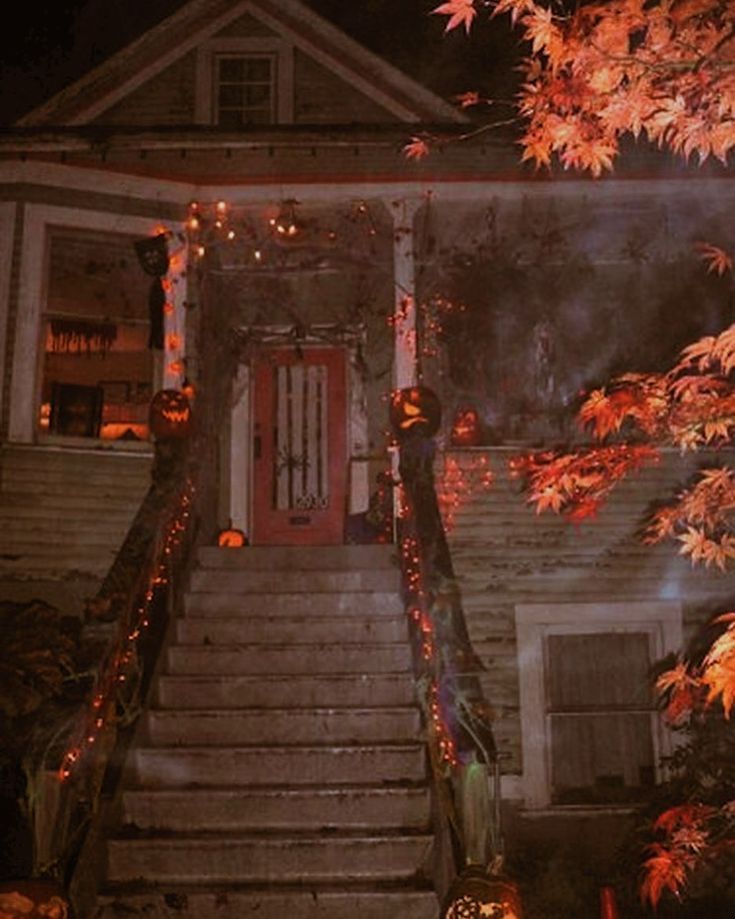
[515,602,682,810]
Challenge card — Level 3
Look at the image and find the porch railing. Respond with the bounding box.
[394,402,504,905]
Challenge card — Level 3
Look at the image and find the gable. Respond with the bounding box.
[18,0,465,128]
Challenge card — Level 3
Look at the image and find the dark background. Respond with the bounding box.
[0,0,520,125]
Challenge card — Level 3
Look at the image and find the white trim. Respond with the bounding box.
[196,36,294,125]
[8,205,185,443]
[247,0,465,124]
[229,363,251,534]
[0,202,17,428]
[391,199,420,390]
[19,2,253,126]
[515,601,682,810]
[1,160,734,209]
[18,0,463,128]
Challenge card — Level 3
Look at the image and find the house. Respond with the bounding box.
[1,0,734,914]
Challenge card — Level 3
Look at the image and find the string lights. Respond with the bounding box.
[184,197,383,267]
[437,453,494,532]
[58,478,195,782]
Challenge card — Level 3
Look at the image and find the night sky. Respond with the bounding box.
[0,0,521,125]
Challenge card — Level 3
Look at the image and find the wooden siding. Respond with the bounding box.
[215,11,278,38]
[293,51,400,124]
[94,52,197,126]
[445,447,735,776]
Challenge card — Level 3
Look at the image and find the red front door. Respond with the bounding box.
[252,346,347,545]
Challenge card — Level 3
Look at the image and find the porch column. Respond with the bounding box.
[390,198,421,391]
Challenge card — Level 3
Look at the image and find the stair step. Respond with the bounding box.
[106,833,433,885]
[121,785,430,832]
[184,591,404,617]
[196,544,397,570]
[133,744,426,787]
[154,673,416,709]
[166,643,412,675]
[188,568,400,593]
[176,615,408,645]
[95,885,437,919]
[143,707,421,746]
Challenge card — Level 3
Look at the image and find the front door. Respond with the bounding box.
[252,346,347,545]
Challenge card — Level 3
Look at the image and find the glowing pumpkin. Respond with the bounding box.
[149,389,192,440]
[389,386,441,441]
[217,524,248,547]
[450,407,481,447]
[0,881,71,918]
[441,868,523,919]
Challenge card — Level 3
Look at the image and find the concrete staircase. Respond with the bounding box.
[0,445,151,614]
[95,545,437,918]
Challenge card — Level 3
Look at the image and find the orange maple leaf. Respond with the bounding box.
[432,0,477,35]
[455,90,482,108]
[694,241,733,277]
[403,136,431,160]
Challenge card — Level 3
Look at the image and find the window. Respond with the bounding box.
[39,230,155,443]
[216,55,274,126]
[516,602,682,809]
[196,38,293,126]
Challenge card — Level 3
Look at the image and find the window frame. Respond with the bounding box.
[195,37,294,126]
[515,601,683,810]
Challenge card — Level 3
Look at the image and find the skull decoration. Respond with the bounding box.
[149,389,192,440]
[389,385,441,442]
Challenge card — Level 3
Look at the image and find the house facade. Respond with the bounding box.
[2,0,734,894]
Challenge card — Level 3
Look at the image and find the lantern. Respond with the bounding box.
[441,867,523,919]
[389,386,441,441]
[217,523,248,547]
[149,389,192,440]
[451,406,481,447]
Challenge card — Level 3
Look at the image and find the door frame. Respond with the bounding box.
[226,325,368,544]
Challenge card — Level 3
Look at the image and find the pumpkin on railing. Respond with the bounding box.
[148,389,192,440]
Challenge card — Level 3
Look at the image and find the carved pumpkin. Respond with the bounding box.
[389,386,441,441]
[149,389,192,440]
[441,868,523,919]
[217,523,248,547]
[450,407,481,447]
[0,880,72,918]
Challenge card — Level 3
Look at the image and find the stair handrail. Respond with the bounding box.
[393,397,503,904]
[27,438,199,890]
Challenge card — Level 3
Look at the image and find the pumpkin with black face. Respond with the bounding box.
[450,406,481,447]
[149,389,192,440]
[390,386,441,441]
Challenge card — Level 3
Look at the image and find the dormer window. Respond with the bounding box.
[216,55,274,126]
[197,38,293,126]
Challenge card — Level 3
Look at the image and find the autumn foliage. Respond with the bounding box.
[506,253,735,906]
[426,1,735,908]
[429,0,735,175]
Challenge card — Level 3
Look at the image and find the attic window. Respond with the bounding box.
[216,54,274,126]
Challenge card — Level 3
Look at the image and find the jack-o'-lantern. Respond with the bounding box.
[149,389,192,440]
[390,386,441,441]
[451,407,481,447]
[217,523,248,547]
[441,868,523,919]
[0,880,72,918]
